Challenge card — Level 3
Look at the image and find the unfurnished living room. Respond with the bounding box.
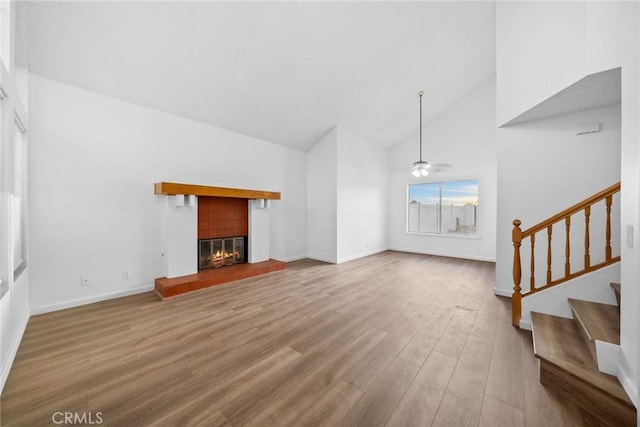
[0,1,639,426]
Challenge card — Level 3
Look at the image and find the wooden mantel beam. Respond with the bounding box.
[154,182,281,200]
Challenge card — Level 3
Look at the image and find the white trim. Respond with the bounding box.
[493,287,512,297]
[389,246,496,263]
[13,112,26,134]
[0,308,30,393]
[595,340,619,376]
[307,254,337,264]
[336,248,388,264]
[519,319,532,331]
[274,254,309,263]
[618,356,638,409]
[30,284,154,315]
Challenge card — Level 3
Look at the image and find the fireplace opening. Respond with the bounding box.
[198,236,247,270]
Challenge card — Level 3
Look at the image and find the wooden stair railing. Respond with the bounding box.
[512,182,621,327]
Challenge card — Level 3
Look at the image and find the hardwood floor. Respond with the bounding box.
[1,251,607,426]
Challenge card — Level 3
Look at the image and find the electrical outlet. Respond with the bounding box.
[122,272,129,280]
[80,276,91,286]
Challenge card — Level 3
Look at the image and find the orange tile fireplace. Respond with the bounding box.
[153,182,285,299]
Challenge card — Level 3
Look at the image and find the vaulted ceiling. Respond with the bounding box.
[16,1,496,151]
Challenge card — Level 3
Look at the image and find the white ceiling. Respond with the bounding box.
[502,67,621,127]
[16,1,496,151]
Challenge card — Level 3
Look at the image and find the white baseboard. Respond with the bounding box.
[1,307,30,393]
[493,287,512,298]
[519,319,532,331]
[274,254,308,263]
[618,356,639,409]
[595,340,620,376]
[306,254,338,264]
[336,248,388,264]
[30,284,155,315]
[388,247,496,263]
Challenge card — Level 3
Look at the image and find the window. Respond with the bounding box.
[11,114,26,278]
[408,179,479,236]
[0,0,10,70]
[0,98,4,298]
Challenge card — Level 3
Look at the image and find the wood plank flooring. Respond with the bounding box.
[0,251,607,426]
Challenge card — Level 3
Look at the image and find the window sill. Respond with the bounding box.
[13,261,27,281]
[0,280,8,299]
[405,231,482,240]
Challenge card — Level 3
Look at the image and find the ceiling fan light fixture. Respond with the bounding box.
[412,161,430,177]
[411,90,431,178]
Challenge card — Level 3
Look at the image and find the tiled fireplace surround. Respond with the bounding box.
[154,186,285,299]
[198,197,248,241]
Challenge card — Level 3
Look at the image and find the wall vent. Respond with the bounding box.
[575,122,600,135]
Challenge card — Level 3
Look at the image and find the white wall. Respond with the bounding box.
[495,104,621,296]
[497,1,633,127]
[0,270,29,392]
[520,264,620,330]
[496,1,586,126]
[336,126,388,263]
[497,1,639,406]
[27,74,307,313]
[306,127,337,263]
[269,143,307,263]
[388,78,497,262]
[306,126,389,264]
[248,199,270,264]
[165,196,197,278]
[618,1,640,411]
[0,0,31,392]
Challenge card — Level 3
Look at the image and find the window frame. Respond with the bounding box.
[0,88,4,298]
[0,0,11,72]
[11,111,26,280]
[406,178,481,239]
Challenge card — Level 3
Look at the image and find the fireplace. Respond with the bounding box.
[198,236,247,270]
[197,196,249,270]
[154,182,284,299]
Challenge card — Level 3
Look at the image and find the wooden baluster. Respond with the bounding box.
[512,220,523,327]
[530,234,535,292]
[546,225,552,285]
[605,195,612,261]
[584,206,591,269]
[565,216,571,278]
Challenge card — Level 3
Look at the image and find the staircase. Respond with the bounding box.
[511,182,621,327]
[530,283,635,426]
[511,182,636,425]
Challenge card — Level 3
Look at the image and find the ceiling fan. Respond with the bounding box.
[407,90,452,176]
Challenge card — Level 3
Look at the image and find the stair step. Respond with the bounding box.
[611,282,621,307]
[531,312,635,426]
[568,298,620,365]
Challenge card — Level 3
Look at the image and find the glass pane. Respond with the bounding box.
[12,126,25,272]
[199,240,212,270]
[223,239,234,265]
[212,239,224,267]
[234,237,245,263]
[0,0,10,70]
[440,180,479,235]
[408,183,439,233]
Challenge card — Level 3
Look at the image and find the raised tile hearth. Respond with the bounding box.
[155,259,286,299]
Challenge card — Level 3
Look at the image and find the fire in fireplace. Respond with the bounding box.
[198,237,247,270]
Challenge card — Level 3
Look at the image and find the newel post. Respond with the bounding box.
[512,219,523,327]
